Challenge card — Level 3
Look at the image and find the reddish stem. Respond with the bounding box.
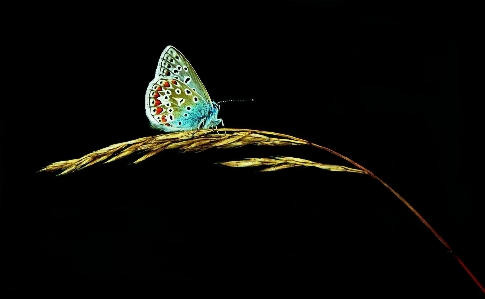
[223,128,485,294]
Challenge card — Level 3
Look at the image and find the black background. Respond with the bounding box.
[1,0,482,297]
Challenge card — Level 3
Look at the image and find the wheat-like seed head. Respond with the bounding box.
[218,156,365,173]
[38,129,309,175]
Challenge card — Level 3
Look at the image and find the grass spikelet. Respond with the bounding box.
[133,147,167,164]
[218,156,366,174]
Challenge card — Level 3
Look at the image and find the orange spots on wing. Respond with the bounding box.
[154,92,160,98]
[154,99,161,106]
[156,86,163,91]
[171,80,177,85]
[161,115,167,123]
[165,70,170,76]
[163,81,170,88]
[156,107,163,114]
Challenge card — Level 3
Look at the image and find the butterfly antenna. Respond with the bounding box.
[217,99,254,104]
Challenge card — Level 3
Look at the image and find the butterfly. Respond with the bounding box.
[145,45,223,132]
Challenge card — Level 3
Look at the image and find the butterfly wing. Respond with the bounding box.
[146,45,217,132]
[146,77,211,131]
[155,45,212,103]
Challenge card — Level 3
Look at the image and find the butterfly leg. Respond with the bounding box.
[197,119,206,130]
[217,118,226,135]
[219,119,226,135]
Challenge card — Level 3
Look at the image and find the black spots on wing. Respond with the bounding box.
[178,121,182,125]
[193,96,198,102]
[183,66,188,71]
[175,88,181,94]
[184,113,188,117]
[185,89,192,95]
[186,106,191,110]
[184,77,191,83]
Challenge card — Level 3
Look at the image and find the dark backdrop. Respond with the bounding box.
[1,0,482,297]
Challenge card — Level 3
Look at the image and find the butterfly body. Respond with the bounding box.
[145,46,222,132]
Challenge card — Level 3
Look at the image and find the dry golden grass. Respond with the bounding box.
[218,156,366,173]
[37,127,485,293]
[38,128,353,176]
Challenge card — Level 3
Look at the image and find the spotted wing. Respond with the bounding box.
[146,77,211,131]
[155,45,212,104]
